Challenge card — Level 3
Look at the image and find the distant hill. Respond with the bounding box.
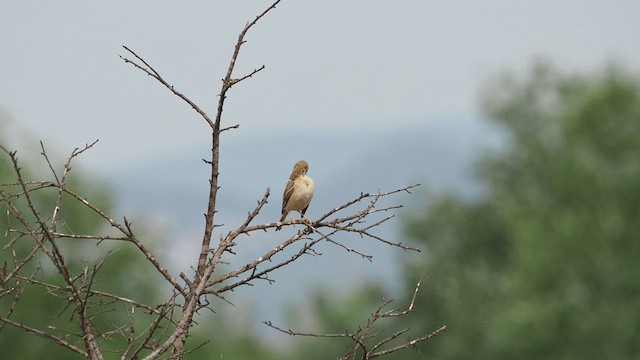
[112,116,501,224]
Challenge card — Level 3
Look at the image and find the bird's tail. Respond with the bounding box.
[275,211,287,231]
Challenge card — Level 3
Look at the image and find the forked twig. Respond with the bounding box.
[264,276,446,359]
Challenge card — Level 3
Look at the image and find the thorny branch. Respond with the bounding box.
[0,0,443,358]
[265,276,447,359]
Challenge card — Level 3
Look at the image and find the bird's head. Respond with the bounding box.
[293,160,309,176]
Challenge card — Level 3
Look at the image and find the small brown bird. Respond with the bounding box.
[276,160,315,231]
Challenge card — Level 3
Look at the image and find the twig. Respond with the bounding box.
[119,46,214,129]
[0,317,89,357]
[264,276,445,359]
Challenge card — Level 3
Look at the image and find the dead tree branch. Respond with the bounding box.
[265,276,447,359]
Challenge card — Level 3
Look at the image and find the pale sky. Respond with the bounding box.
[2,1,639,174]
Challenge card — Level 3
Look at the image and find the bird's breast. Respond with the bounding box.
[286,175,315,211]
[300,175,315,197]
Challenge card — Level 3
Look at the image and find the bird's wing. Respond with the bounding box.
[281,179,295,214]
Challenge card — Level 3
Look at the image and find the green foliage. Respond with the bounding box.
[402,63,640,359]
[0,135,163,359]
[282,283,388,360]
[185,323,285,360]
[0,146,95,358]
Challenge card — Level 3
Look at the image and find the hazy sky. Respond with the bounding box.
[2,1,639,174]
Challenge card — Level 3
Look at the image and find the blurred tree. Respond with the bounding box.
[0,122,162,359]
[186,309,285,360]
[401,63,640,359]
[0,140,84,358]
[282,284,387,360]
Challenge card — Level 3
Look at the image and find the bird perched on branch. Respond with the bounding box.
[276,160,315,231]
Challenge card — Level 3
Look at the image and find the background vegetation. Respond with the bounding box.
[401,63,640,359]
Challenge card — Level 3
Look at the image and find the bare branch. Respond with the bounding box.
[371,325,447,358]
[230,65,266,87]
[0,317,89,357]
[264,276,445,359]
[119,46,215,129]
[192,0,284,281]
[220,124,240,132]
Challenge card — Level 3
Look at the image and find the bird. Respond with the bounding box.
[276,160,315,231]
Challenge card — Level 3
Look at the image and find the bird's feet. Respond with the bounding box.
[299,214,315,230]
